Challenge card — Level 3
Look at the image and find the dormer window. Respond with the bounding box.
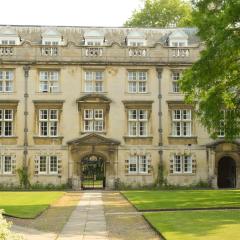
[0,27,20,45]
[168,30,188,47]
[41,29,63,46]
[127,31,146,47]
[84,30,104,46]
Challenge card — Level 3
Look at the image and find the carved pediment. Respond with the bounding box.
[67,133,120,146]
[77,94,111,103]
[206,139,240,149]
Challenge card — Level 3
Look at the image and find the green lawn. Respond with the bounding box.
[144,210,240,240]
[122,190,240,210]
[0,191,65,218]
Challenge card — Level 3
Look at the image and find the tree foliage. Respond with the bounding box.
[180,0,240,139]
[124,0,193,27]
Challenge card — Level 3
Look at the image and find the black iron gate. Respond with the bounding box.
[81,155,105,190]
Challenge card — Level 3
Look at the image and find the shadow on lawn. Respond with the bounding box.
[145,210,240,239]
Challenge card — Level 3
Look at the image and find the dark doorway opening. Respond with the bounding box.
[218,157,236,188]
[81,155,105,190]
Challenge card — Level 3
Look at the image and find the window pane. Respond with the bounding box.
[39,156,47,173]
[94,109,103,119]
[139,82,146,93]
[129,156,137,173]
[84,120,93,131]
[5,81,13,92]
[94,120,103,132]
[4,122,13,136]
[172,72,180,81]
[129,122,137,136]
[182,122,191,136]
[50,121,58,136]
[40,122,48,136]
[128,72,137,81]
[172,122,181,136]
[4,110,13,120]
[139,110,147,120]
[40,71,48,80]
[95,82,103,92]
[139,122,147,136]
[50,156,58,173]
[84,109,93,119]
[40,110,48,120]
[95,72,103,80]
[174,155,182,173]
[182,110,191,120]
[139,72,147,81]
[183,156,192,173]
[129,110,137,120]
[50,110,58,120]
[128,82,137,93]
[85,72,93,81]
[139,156,147,173]
[4,156,12,173]
[172,82,180,92]
[173,110,181,120]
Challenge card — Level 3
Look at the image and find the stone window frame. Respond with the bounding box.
[84,70,104,93]
[77,95,111,135]
[38,69,61,93]
[0,69,15,93]
[33,100,64,144]
[170,69,183,93]
[83,108,104,133]
[167,101,197,144]
[126,69,148,94]
[0,155,16,175]
[34,154,61,176]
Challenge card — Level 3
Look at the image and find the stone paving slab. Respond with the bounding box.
[11,225,56,240]
[57,192,109,240]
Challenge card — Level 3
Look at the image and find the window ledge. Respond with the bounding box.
[0,174,16,176]
[33,135,64,139]
[80,91,108,94]
[36,92,62,95]
[80,131,106,135]
[125,173,151,176]
[35,174,59,176]
[168,92,185,95]
[168,136,197,139]
[124,92,151,95]
[0,136,18,139]
[124,135,153,139]
[169,173,196,176]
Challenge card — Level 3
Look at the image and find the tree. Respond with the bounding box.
[180,0,240,139]
[124,0,193,27]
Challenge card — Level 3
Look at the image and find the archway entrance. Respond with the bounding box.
[218,157,236,188]
[81,155,105,190]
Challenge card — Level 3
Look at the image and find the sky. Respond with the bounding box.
[0,0,144,27]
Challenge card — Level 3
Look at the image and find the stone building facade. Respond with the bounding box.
[0,25,238,189]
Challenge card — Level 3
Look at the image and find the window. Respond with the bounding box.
[129,155,148,174]
[173,155,192,174]
[1,40,16,45]
[128,109,148,136]
[85,71,103,92]
[128,71,147,93]
[84,109,104,132]
[39,156,47,174]
[43,41,59,45]
[0,109,14,136]
[49,156,58,174]
[0,155,15,175]
[39,71,59,93]
[170,41,187,47]
[128,41,144,47]
[172,109,192,137]
[0,70,14,92]
[172,71,181,93]
[39,109,58,136]
[86,41,102,46]
[36,155,59,175]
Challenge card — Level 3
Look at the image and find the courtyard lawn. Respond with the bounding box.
[0,191,65,218]
[122,190,240,210]
[144,210,240,240]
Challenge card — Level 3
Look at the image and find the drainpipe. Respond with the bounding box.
[23,65,30,168]
[157,68,163,184]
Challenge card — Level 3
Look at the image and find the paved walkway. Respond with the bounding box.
[57,192,109,240]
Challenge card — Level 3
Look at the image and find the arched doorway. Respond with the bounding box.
[218,157,236,188]
[81,155,105,190]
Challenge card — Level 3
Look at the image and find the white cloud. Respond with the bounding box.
[0,0,143,26]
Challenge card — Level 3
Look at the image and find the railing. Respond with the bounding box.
[85,47,103,57]
[171,48,190,57]
[128,48,147,57]
[41,47,58,56]
[0,47,14,56]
